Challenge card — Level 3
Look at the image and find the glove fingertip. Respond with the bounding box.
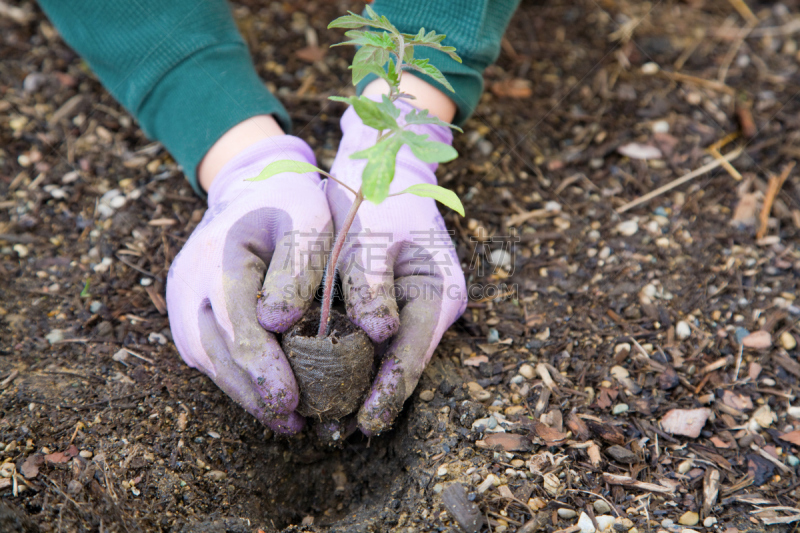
[267,412,305,435]
[257,296,305,333]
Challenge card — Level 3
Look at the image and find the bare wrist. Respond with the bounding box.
[197,115,286,192]
[363,74,457,123]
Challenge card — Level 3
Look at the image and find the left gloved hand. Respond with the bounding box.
[326,98,468,436]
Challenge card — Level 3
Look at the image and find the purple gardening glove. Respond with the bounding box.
[327,99,468,436]
[166,136,332,434]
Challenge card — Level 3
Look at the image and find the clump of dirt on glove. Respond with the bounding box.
[282,308,374,420]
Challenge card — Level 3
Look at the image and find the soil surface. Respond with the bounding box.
[2,0,800,532]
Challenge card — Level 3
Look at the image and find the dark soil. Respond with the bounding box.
[2,0,800,532]
[282,307,374,420]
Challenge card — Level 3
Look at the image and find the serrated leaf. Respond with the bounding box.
[405,108,463,132]
[401,30,462,62]
[351,135,403,204]
[328,12,371,29]
[350,96,399,131]
[333,30,396,51]
[400,131,458,163]
[353,45,389,68]
[350,62,389,85]
[386,58,399,88]
[246,160,324,181]
[377,94,401,119]
[397,183,464,216]
[405,59,454,92]
[403,45,414,63]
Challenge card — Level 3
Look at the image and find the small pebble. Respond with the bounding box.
[780,331,797,350]
[578,512,597,533]
[558,508,577,519]
[89,301,103,313]
[734,327,750,344]
[596,515,615,532]
[593,500,612,514]
[205,470,226,481]
[676,321,691,340]
[678,511,699,526]
[437,464,448,477]
[742,330,772,350]
[641,62,660,74]
[788,406,800,418]
[45,329,64,345]
[617,219,639,236]
[787,455,799,467]
[487,328,500,344]
[651,120,669,133]
[419,390,435,402]
[519,364,535,379]
[703,517,717,527]
[79,450,93,459]
[612,404,629,415]
[661,519,674,528]
[433,483,443,494]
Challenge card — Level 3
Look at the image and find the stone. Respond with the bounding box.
[678,511,699,526]
[606,445,636,463]
[204,470,226,481]
[617,219,639,236]
[780,331,797,350]
[594,500,612,514]
[596,515,615,532]
[641,62,660,74]
[676,321,691,340]
[612,404,629,415]
[419,390,435,402]
[610,366,629,380]
[558,508,578,519]
[45,329,64,345]
[742,330,772,350]
[703,517,717,527]
[578,512,597,533]
[519,364,535,379]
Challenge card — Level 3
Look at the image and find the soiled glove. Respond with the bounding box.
[166,136,332,434]
[327,99,468,436]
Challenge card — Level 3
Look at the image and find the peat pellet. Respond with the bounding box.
[282,308,374,420]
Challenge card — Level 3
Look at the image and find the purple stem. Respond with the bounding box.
[318,188,364,338]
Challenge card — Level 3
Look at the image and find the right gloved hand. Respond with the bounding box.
[166,136,332,434]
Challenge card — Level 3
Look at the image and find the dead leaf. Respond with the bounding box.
[566,412,590,441]
[463,355,489,367]
[585,420,626,445]
[528,420,568,445]
[45,444,79,464]
[721,390,753,411]
[710,436,733,448]
[490,78,533,99]
[779,430,800,446]
[481,433,533,452]
[742,330,772,349]
[296,45,326,63]
[20,454,44,479]
[660,408,711,438]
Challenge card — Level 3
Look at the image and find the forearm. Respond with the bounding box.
[37,0,290,194]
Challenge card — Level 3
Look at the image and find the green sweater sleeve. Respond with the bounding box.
[36,0,291,195]
[362,0,521,125]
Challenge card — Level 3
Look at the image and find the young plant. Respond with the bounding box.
[249,6,465,338]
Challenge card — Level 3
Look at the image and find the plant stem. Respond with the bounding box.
[318,187,364,337]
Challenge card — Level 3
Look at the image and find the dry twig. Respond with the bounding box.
[756,162,795,239]
[617,147,743,213]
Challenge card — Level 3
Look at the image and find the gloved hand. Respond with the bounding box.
[166,136,332,434]
[327,98,468,436]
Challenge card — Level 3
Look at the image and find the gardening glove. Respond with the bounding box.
[166,136,332,434]
[327,98,468,436]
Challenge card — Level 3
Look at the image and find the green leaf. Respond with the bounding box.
[80,280,90,298]
[350,63,388,85]
[401,29,462,62]
[404,108,463,132]
[328,12,371,29]
[399,131,458,164]
[332,30,395,51]
[386,58,400,88]
[397,183,465,216]
[353,44,389,67]
[350,96,399,131]
[351,135,403,204]
[405,59,454,92]
[246,160,325,181]
[377,94,401,119]
[402,45,414,63]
